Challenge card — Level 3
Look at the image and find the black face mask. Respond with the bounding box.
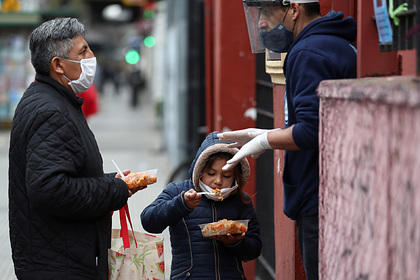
[259,22,294,53]
[258,9,294,53]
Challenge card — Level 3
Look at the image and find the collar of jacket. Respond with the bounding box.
[35,73,84,108]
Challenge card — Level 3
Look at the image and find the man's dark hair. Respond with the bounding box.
[302,3,321,18]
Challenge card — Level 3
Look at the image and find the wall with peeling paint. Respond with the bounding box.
[318,76,420,279]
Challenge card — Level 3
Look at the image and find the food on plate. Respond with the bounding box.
[122,169,157,189]
[199,219,249,237]
[212,188,223,201]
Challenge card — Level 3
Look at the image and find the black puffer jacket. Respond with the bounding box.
[9,74,129,279]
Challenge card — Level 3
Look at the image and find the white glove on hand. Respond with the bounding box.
[217,128,271,148]
[222,131,272,171]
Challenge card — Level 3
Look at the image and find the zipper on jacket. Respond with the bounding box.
[211,203,221,280]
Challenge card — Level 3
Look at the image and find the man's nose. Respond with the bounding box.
[258,19,268,29]
[87,48,95,58]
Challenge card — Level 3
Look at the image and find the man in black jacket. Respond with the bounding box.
[9,18,144,279]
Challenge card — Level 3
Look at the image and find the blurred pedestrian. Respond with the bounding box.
[78,83,100,119]
[8,17,146,279]
[141,132,262,279]
[128,67,144,107]
[219,1,357,279]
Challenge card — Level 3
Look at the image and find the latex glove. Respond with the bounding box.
[217,128,271,148]
[222,131,272,171]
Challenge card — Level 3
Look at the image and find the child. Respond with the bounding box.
[141,131,262,279]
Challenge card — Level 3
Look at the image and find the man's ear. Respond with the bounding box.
[51,57,64,75]
[290,2,300,20]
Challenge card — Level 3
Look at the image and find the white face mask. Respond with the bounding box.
[62,57,97,94]
[199,180,239,201]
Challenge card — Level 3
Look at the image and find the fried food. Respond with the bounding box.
[122,171,157,190]
[200,219,248,237]
[211,188,223,201]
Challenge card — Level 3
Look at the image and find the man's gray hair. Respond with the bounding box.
[29,17,87,75]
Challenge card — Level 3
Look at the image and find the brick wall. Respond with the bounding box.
[318,76,420,279]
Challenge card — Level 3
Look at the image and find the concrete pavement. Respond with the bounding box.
[0,84,172,279]
[0,127,15,280]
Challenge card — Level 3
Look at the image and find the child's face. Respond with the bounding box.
[201,158,235,190]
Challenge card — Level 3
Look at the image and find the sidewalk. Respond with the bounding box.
[0,83,172,279]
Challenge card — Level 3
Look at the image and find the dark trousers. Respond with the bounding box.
[297,206,319,280]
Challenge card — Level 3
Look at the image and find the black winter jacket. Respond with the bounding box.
[9,74,129,279]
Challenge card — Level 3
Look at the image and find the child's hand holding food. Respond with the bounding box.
[210,232,246,245]
[184,189,202,210]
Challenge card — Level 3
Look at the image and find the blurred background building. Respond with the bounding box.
[0,0,202,169]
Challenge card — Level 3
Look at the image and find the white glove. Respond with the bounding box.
[222,131,272,171]
[217,128,271,148]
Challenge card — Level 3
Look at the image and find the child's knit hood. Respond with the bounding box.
[188,131,250,191]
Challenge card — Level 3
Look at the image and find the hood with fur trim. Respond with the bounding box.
[188,131,250,191]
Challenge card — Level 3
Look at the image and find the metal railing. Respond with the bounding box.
[380,0,416,52]
[379,0,420,75]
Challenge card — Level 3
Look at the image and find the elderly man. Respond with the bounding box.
[9,18,143,279]
[219,1,357,279]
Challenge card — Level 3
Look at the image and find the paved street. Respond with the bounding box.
[0,84,172,279]
[0,128,14,279]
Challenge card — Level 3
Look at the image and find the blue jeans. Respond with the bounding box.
[297,206,319,280]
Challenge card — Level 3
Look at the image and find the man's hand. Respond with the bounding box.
[217,128,271,148]
[115,169,148,197]
[115,169,131,178]
[184,189,202,210]
[222,131,272,170]
[128,185,148,197]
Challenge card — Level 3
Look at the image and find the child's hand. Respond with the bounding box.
[210,233,245,245]
[184,189,202,210]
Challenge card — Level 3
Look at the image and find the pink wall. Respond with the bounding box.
[318,76,420,279]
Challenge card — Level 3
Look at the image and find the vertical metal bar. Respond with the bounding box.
[417,0,420,76]
[414,0,417,50]
[204,0,214,133]
[398,0,404,50]
[407,0,414,50]
[396,0,402,50]
[405,0,408,49]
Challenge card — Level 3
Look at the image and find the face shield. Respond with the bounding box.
[242,0,319,53]
[243,0,285,53]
